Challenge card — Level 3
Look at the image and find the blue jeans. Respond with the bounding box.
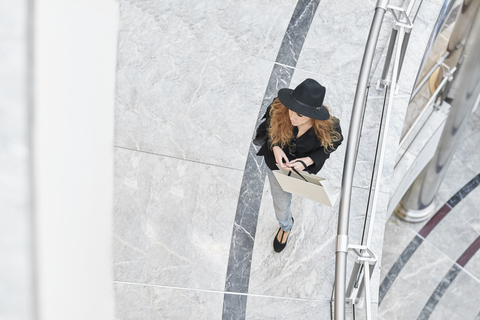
[266,169,293,232]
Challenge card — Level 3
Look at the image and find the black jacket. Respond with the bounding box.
[256,105,343,174]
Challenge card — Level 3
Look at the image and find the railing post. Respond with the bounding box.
[363,261,372,319]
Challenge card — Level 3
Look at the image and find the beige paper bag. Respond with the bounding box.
[272,166,340,207]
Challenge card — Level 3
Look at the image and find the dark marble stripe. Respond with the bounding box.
[222,65,294,319]
[378,235,423,304]
[275,0,321,67]
[416,264,462,320]
[380,173,480,305]
[418,204,451,238]
[222,294,247,320]
[415,235,480,319]
[446,173,480,208]
[419,173,480,238]
[221,1,320,319]
[416,235,480,319]
[456,235,480,267]
[223,64,294,295]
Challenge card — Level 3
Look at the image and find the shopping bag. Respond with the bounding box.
[272,165,340,207]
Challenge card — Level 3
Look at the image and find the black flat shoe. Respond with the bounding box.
[273,218,294,253]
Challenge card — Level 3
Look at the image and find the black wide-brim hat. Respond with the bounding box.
[278,78,330,120]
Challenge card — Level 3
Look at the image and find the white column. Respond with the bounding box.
[34,0,118,319]
[0,0,34,318]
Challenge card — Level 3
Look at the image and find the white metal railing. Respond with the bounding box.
[333,0,462,318]
[333,1,389,318]
[347,7,413,319]
[333,1,418,319]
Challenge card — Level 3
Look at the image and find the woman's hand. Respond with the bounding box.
[288,157,314,172]
[272,146,290,170]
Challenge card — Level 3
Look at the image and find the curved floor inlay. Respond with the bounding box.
[221,1,321,319]
[416,236,480,320]
[379,173,480,305]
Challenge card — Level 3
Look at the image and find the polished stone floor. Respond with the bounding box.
[111,0,466,319]
[378,105,480,320]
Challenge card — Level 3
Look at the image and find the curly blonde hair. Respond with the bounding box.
[268,98,341,152]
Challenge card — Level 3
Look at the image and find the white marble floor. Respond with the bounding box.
[112,0,448,319]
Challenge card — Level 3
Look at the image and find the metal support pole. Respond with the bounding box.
[356,263,375,300]
[396,1,480,222]
[334,1,388,318]
[344,245,377,319]
[394,0,417,83]
[366,22,407,250]
[379,28,398,86]
[363,261,372,320]
[377,3,413,90]
[396,29,411,82]
[345,261,362,301]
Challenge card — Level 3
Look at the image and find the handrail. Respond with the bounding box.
[396,66,456,167]
[334,1,389,319]
[345,18,411,320]
[334,0,419,319]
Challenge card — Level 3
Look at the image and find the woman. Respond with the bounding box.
[256,78,343,253]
